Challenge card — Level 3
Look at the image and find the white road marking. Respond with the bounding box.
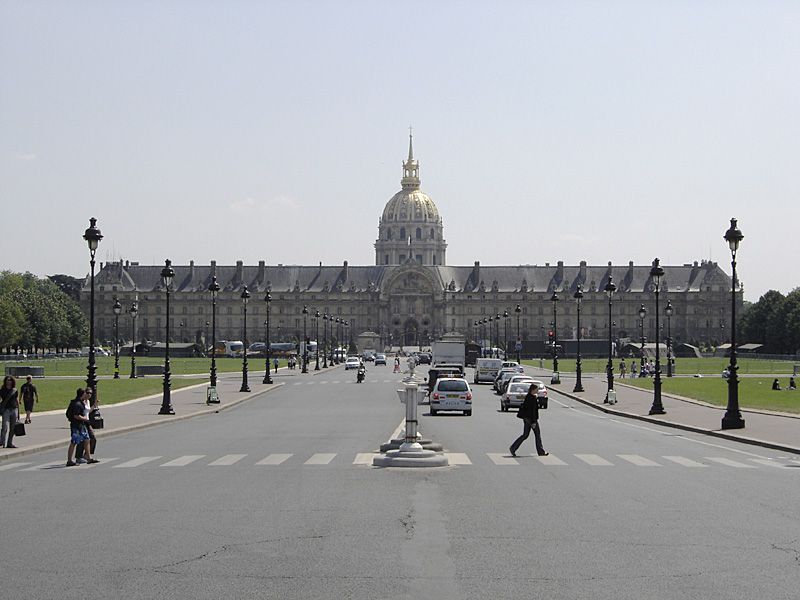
[488,453,518,465]
[256,453,292,465]
[0,462,32,471]
[305,453,336,465]
[749,458,790,469]
[353,453,377,465]
[114,456,162,468]
[445,452,471,465]
[389,419,406,442]
[83,457,119,469]
[705,457,757,468]
[208,454,247,466]
[537,454,568,465]
[20,461,63,471]
[662,456,707,467]
[575,454,614,466]
[618,454,662,467]
[160,455,205,467]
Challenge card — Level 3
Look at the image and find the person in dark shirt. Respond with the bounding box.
[509,382,548,457]
[20,375,38,424]
[66,388,98,467]
[1,376,19,448]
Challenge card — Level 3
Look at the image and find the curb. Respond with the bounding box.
[0,382,285,463]
[548,386,800,456]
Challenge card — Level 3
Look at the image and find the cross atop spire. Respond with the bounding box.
[407,126,414,162]
[401,130,420,190]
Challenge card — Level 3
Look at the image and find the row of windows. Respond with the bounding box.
[382,227,436,241]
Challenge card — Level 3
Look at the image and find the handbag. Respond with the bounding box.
[89,408,104,429]
[538,397,548,409]
[13,422,26,436]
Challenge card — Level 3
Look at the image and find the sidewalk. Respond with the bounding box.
[527,366,800,455]
[0,363,341,463]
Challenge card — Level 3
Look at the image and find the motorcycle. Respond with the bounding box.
[356,367,365,383]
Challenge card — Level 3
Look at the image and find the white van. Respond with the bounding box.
[474,358,503,383]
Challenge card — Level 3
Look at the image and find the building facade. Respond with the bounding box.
[83,136,741,351]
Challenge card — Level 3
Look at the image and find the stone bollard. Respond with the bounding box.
[373,381,448,468]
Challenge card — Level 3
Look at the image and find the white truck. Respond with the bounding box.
[431,340,465,367]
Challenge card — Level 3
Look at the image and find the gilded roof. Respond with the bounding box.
[381,189,440,224]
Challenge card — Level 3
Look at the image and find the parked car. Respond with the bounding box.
[374,353,387,365]
[415,352,432,365]
[501,361,524,373]
[345,356,361,370]
[501,379,548,412]
[430,377,473,416]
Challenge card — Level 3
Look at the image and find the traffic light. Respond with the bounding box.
[548,330,554,340]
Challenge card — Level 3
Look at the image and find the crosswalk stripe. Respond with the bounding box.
[305,453,336,465]
[537,454,568,466]
[293,382,303,386]
[662,456,707,467]
[445,452,472,465]
[575,454,614,466]
[705,457,756,468]
[618,454,662,467]
[208,454,247,466]
[353,453,377,465]
[749,458,788,469]
[488,453,518,465]
[161,455,205,467]
[0,462,32,471]
[20,461,63,471]
[84,457,119,469]
[256,453,292,465]
[114,456,162,468]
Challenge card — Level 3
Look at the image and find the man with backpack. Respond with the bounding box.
[66,388,98,467]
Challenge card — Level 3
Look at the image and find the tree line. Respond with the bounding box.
[740,288,800,355]
[0,271,87,354]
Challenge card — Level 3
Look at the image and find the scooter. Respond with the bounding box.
[356,367,365,383]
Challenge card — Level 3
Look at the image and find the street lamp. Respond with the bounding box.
[488,316,494,356]
[159,259,175,415]
[335,318,341,363]
[112,298,122,379]
[573,286,584,393]
[503,310,509,359]
[205,321,210,353]
[649,259,666,415]
[302,306,309,373]
[550,292,560,384]
[129,301,138,379]
[722,218,745,430]
[515,304,522,363]
[240,286,251,392]
[263,292,273,384]
[638,304,647,374]
[495,313,501,357]
[314,310,321,371]
[482,317,488,356]
[604,276,617,403]
[665,300,674,377]
[209,276,220,390]
[322,313,329,368]
[83,217,103,405]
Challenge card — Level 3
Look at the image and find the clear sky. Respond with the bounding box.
[2,1,798,302]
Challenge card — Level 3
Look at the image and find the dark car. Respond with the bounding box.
[415,352,432,365]
[426,365,465,396]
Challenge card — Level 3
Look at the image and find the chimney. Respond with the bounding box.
[258,260,265,282]
[579,260,587,283]
[473,261,480,286]
[343,260,349,282]
[189,260,195,281]
[210,260,217,278]
[235,260,243,282]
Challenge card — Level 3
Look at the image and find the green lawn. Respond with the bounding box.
[21,377,206,412]
[623,377,800,414]
[523,357,797,375]
[4,356,284,377]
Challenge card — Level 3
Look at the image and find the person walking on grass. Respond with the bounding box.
[509,382,548,457]
[20,375,38,424]
[0,376,19,448]
[66,388,98,467]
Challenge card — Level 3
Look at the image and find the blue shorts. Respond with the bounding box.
[70,424,90,445]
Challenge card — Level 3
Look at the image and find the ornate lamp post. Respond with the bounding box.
[494,313,501,357]
[83,217,103,405]
[322,313,329,368]
[482,317,488,356]
[665,300,674,377]
[314,309,321,370]
[573,286,584,393]
[503,310,509,358]
[240,286,251,392]
[488,316,494,355]
[550,292,560,384]
[302,306,309,373]
[112,298,122,379]
[129,301,138,379]
[638,304,647,374]
[604,276,617,403]
[335,318,341,362]
[515,304,522,363]
[649,259,666,415]
[159,259,175,415]
[209,276,220,389]
[722,218,745,430]
[263,292,273,384]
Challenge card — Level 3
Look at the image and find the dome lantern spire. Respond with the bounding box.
[401,128,420,190]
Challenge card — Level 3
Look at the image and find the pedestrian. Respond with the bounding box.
[772,378,782,391]
[394,356,400,373]
[631,361,638,379]
[0,375,19,448]
[20,375,39,424]
[509,382,548,457]
[75,387,98,462]
[273,357,279,374]
[619,361,627,379]
[66,388,98,467]
[789,377,796,390]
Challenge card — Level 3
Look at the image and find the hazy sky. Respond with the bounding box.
[2,1,798,302]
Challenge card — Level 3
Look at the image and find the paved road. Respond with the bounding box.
[1,365,798,599]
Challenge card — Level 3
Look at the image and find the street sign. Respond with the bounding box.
[515,341,522,351]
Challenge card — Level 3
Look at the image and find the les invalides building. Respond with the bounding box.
[84,136,740,352]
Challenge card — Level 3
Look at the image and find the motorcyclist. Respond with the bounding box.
[357,360,366,383]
